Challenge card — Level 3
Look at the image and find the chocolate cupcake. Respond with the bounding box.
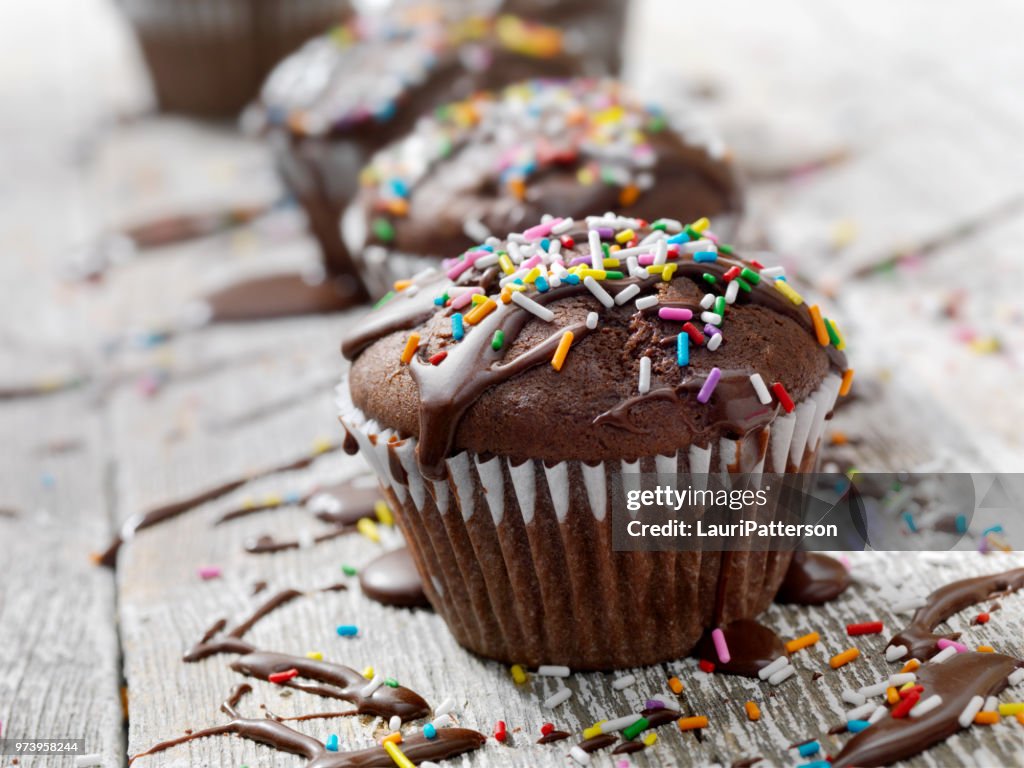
[337,213,851,669]
[343,78,742,298]
[249,6,601,301]
[121,0,351,116]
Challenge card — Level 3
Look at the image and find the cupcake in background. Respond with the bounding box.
[246,5,602,303]
[120,0,351,117]
[344,78,742,298]
[338,213,851,669]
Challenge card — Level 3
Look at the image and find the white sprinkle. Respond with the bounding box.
[538,665,571,678]
[307,493,343,515]
[431,714,454,728]
[892,597,927,613]
[552,217,575,235]
[602,714,643,733]
[758,656,790,680]
[360,676,384,697]
[297,530,315,549]
[842,689,867,706]
[659,218,683,232]
[543,687,573,708]
[769,665,796,685]
[868,705,889,724]
[548,239,562,256]
[435,697,456,716]
[910,695,943,718]
[885,644,909,662]
[510,291,555,322]
[701,311,723,326]
[858,682,889,698]
[614,283,641,305]
[586,312,599,330]
[707,333,723,351]
[958,695,985,727]
[570,745,591,765]
[725,279,740,304]
[1008,668,1024,686]
[475,253,500,269]
[584,276,614,308]
[683,239,716,254]
[612,674,636,690]
[889,673,916,686]
[846,702,876,721]
[588,229,603,270]
[389,715,401,731]
[700,293,715,309]
[638,357,652,394]
[930,646,957,665]
[635,295,659,311]
[760,266,785,279]
[653,238,668,266]
[984,695,998,712]
[749,373,772,405]
[74,756,103,768]
[508,240,524,264]
[464,218,490,242]
[500,268,529,287]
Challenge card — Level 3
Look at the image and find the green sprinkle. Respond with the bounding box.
[718,243,734,255]
[372,217,395,243]
[622,717,650,741]
[740,267,761,285]
[652,219,668,232]
[605,270,625,280]
[702,273,716,284]
[825,318,841,347]
[342,564,357,576]
[648,115,666,133]
[374,290,395,309]
[714,296,726,316]
[385,677,399,688]
[492,330,505,350]
[684,225,701,240]
[735,277,753,293]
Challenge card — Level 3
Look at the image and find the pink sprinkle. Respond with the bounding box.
[521,254,543,270]
[446,251,486,280]
[937,638,968,653]
[637,253,655,266]
[697,367,722,404]
[658,307,693,322]
[523,218,562,241]
[198,566,222,580]
[712,627,731,664]
[449,288,483,310]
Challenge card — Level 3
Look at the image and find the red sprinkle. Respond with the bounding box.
[723,266,741,281]
[682,322,706,345]
[268,668,299,684]
[750,259,766,269]
[975,612,990,624]
[428,351,448,365]
[771,382,795,413]
[698,659,715,674]
[540,723,554,736]
[560,236,575,249]
[846,621,884,636]
[898,685,924,699]
[494,721,507,742]
[891,691,920,719]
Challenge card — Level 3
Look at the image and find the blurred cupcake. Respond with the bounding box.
[344,78,742,298]
[248,6,600,302]
[121,0,350,116]
[337,214,851,669]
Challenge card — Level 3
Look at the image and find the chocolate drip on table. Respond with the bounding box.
[695,618,788,677]
[775,552,851,605]
[887,567,1024,660]
[129,684,484,767]
[359,547,430,608]
[202,273,363,323]
[831,652,1022,768]
[97,443,340,567]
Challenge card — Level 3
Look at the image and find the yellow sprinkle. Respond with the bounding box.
[831,319,847,350]
[400,333,420,364]
[241,497,255,509]
[661,263,677,282]
[602,258,621,268]
[551,331,574,371]
[582,725,603,740]
[677,715,708,732]
[809,305,829,346]
[899,681,916,693]
[498,254,515,274]
[595,105,625,124]
[312,438,334,454]
[524,267,542,283]
[999,703,1024,716]
[464,297,497,325]
[579,269,608,280]
[690,217,710,233]
[471,293,486,305]
[840,369,855,397]
[357,517,380,543]
[900,658,921,672]
[642,732,658,747]
[263,494,283,507]
[830,647,860,669]
[306,651,323,660]
[774,279,804,305]
[393,279,413,292]
[886,687,900,704]
[577,167,595,186]
[615,228,635,244]
[744,701,760,721]
[668,676,684,694]
[969,336,1000,355]
[646,265,666,274]
[362,666,375,679]
[374,501,394,526]
[785,631,819,653]
[510,664,528,684]
[977,646,995,653]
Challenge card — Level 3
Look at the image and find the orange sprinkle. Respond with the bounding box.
[464,297,497,325]
[393,279,413,292]
[786,631,820,653]
[974,711,1000,725]
[507,178,526,201]
[886,687,900,705]
[1016,712,1024,726]
[668,676,684,695]
[677,716,708,732]
[840,368,855,396]
[400,333,420,364]
[500,286,513,304]
[744,701,761,722]
[829,431,848,446]
[387,199,409,217]
[810,305,829,346]
[619,184,640,207]
[382,732,403,745]
[551,330,574,371]
[829,647,860,669]
[900,658,921,673]
[977,646,995,653]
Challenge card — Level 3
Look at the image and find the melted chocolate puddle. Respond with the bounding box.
[831,652,1022,768]
[202,273,364,323]
[887,567,1024,660]
[695,618,788,677]
[359,548,429,608]
[129,684,484,767]
[775,551,851,605]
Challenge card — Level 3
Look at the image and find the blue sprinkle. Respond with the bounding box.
[803,762,830,768]
[693,251,718,263]
[452,313,465,341]
[389,179,408,198]
[564,274,581,285]
[797,741,820,757]
[982,524,1004,536]
[902,511,918,532]
[955,514,968,533]
[336,625,358,637]
[481,244,495,252]
[667,232,691,245]
[41,473,56,489]
[374,101,397,122]
[284,491,302,504]
[677,333,689,366]
[536,276,549,293]
[540,238,551,251]
[434,295,447,306]
[847,719,871,733]
[423,723,437,740]
[513,278,525,285]
[326,734,339,752]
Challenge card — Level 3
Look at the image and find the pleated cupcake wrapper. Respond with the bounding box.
[121,0,344,39]
[337,373,842,669]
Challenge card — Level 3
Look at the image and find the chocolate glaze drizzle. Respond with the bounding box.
[202,273,362,323]
[129,684,484,766]
[887,567,1024,660]
[775,551,851,606]
[695,618,788,678]
[359,547,430,608]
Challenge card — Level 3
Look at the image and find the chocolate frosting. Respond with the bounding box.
[342,218,847,479]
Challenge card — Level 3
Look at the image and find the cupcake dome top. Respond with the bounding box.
[343,215,850,480]
[349,78,741,259]
[252,9,583,138]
